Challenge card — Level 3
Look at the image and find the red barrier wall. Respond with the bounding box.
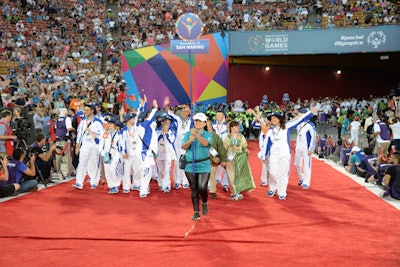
[228,64,400,107]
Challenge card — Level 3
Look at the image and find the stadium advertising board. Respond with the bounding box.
[229,26,400,56]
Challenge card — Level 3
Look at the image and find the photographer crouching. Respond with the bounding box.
[4,149,38,194]
[29,133,57,183]
[0,155,20,198]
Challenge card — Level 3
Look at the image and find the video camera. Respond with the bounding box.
[12,117,31,140]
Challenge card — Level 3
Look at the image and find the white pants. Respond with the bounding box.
[268,156,290,197]
[174,151,189,186]
[123,155,142,191]
[216,165,229,187]
[104,155,121,188]
[156,159,172,190]
[139,166,153,196]
[294,150,312,187]
[75,144,100,186]
[261,159,268,185]
[139,152,156,196]
[349,131,359,146]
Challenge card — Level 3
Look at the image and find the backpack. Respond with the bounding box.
[56,117,68,140]
[366,124,374,135]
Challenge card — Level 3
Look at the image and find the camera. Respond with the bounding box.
[0,153,12,162]
[25,146,40,161]
[12,117,31,140]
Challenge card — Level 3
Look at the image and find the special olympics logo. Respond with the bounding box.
[367,31,386,49]
[248,35,265,52]
[175,13,203,41]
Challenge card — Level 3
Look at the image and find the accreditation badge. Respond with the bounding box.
[227,152,236,162]
[85,131,92,140]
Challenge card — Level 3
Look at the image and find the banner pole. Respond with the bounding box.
[189,49,195,174]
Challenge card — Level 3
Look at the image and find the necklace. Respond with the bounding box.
[272,127,281,141]
[231,136,239,146]
[181,118,189,130]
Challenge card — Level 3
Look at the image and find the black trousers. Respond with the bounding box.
[35,160,52,181]
[185,172,210,212]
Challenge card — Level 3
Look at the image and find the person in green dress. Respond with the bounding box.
[224,120,255,201]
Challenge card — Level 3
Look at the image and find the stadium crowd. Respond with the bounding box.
[0,0,399,205]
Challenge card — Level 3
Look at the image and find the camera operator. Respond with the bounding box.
[6,148,38,194]
[29,133,57,183]
[0,110,17,157]
[11,108,31,145]
[55,108,75,177]
[0,156,20,198]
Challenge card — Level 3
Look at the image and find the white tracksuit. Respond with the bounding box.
[155,128,177,191]
[294,121,316,187]
[261,112,313,198]
[168,111,190,187]
[120,123,143,191]
[75,117,104,186]
[259,131,269,185]
[213,121,229,187]
[99,129,121,189]
[138,109,158,197]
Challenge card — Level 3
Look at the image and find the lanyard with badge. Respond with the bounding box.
[80,120,92,145]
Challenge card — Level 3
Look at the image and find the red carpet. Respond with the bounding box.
[1,141,399,266]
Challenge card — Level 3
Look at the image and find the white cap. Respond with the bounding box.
[351,146,361,153]
[59,108,68,117]
[193,113,207,122]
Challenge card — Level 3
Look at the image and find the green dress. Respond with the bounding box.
[224,134,256,193]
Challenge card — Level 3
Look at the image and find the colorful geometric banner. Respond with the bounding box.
[122,33,229,108]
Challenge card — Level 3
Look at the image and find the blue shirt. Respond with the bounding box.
[182,130,213,173]
[1,159,27,186]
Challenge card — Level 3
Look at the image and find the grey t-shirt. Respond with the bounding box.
[0,120,8,153]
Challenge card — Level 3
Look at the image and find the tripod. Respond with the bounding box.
[33,159,48,188]
[15,138,29,152]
